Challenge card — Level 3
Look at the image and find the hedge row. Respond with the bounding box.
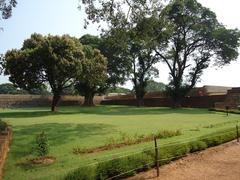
[65,127,237,180]
[209,108,240,114]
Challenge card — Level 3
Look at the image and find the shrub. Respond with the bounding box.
[209,108,240,114]
[155,129,182,139]
[66,128,237,180]
[36,131,49,157]
[95,152,154,180]
[65,166,96,180]
[188,141,207,153]
[0,119,8,133]
[96,158,131,180]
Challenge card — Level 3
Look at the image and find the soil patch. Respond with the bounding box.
[0,128,12,178]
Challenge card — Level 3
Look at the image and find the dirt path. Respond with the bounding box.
[128,141,240,180]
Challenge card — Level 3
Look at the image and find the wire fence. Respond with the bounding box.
[104,125,239,180]
[30,125,240,180]
[78,126,237,167]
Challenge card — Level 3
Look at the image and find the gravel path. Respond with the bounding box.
[128,141,240,180]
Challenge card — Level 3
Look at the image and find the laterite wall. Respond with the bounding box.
[0,95,103,108]
[101,95,226,108]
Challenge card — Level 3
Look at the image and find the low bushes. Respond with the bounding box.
[65,127,238,180]
[209,108,240,114]
[73,130,182,154]
[65,166,97,180]
[0,119,8,133]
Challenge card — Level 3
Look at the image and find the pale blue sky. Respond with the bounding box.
[1,0,240,88]
[0,0,99,82]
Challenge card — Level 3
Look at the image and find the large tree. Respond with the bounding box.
[75,45,107,106]
[3,34,83,111]
[80,34,129,88]
[102,17,160,106]
[154,0,240,107]
[80,0,163,106]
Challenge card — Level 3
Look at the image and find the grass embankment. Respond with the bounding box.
[0,106,239,179]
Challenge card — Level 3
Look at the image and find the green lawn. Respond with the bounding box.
[1,106,239,180]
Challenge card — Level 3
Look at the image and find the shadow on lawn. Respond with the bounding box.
[0,106,214,119]
[11,123,114,158]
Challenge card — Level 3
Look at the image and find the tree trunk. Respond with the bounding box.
[51,93,61,112]
[135,88,145,107]
[172,98,182,108]
[83,92,95,106]
[137,97,144,107]
[172,92,183,108]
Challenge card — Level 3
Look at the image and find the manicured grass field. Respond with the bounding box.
[1,106,239,180]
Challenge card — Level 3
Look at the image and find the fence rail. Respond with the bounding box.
[20,125,239,180]
[61,125,240,180]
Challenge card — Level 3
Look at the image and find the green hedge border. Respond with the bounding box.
[65,127,238,180]
[209,108,240,114]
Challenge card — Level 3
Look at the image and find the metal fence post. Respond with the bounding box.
[154,136,159,177]
[236,125,239,142]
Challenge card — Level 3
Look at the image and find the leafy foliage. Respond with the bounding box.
[73,129,182,154]
[0,83,27,94]
[103,17,160,106]
[0,0,17,19]
[81,0,240,107]
[0,83,51,95]
[80,1,165,106]
[75,45,107,106]
[106,86,131,95]
[153,0,240,106]
[0,119,7,132]
[80,34,128,89]
[146,80,166,92]
[3,34,84,111]
[66,127,237,180]
[35,131,49,157]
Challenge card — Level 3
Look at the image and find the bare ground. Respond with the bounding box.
[128,141,240,180]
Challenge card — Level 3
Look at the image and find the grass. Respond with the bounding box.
[0,105,239,180]
[73,129,182,154]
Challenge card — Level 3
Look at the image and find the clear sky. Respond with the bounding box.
[1,0,240,88]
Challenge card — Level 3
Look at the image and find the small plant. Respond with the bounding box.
[0,119,8,133]
[36,131,49,157]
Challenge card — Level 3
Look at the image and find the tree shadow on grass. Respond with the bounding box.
[10,123,114,158]
[0,106,214,119]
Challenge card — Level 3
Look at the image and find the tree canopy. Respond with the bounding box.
[146,80,166,93]
[81,1,164,106]
[0,83,50,95]
[153,0,240,106]
[0,0,17,20]
[106,86,131,95]
[80,34,129,86]
[0,83,27,94]
[3,34,84,111]
[80,0,240,107]
[75,45,107,106]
